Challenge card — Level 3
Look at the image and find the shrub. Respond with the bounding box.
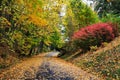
[72,22,118,51]
[101,14,120,33]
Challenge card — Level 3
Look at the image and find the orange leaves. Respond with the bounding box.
[28,14,47,27]
[37,7,43,13]
[22,0,47,27]
[34,5,43,13]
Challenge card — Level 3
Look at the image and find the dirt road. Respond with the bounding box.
[0,54,102,80]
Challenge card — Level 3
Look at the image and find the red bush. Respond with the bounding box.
[72,22,118,51]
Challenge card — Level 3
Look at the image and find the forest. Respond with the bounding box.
[0,0,120,80]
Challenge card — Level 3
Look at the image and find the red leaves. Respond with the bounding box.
[72,22,118,51]
[72,22,116,41]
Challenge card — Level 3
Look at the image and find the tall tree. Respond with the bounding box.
[94,0,120,17]
[63,0,99,39]
[0,0,50,55]
[42,0,67,49]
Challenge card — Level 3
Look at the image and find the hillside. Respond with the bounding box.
[65,36,120,80]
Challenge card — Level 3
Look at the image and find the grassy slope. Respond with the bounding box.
[64,36,120,80]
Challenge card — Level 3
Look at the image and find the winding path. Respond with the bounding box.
[0,52,102,80]
[45,51,60,57]
[35,58,101,80]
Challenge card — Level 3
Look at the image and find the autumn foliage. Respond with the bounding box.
[72,22,118,51]
[0,0,66,56]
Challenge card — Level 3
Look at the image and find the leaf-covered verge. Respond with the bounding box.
[70,37,120,80]
[0,56,43,79]
[0,45,19,71]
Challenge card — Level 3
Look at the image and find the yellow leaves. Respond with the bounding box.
[14,0,47,27]
[37,7,43,13]
[12,32,22,40]
[107,0,111,2]
[15,15,28,25]
[20,15,27,20]
[0,17,11,28]
[28,14,47,27]
[16,0,24,4]
[25,0,42,13]
[35,5,43,12]
[90,45,98,51]
[44,40,51,46]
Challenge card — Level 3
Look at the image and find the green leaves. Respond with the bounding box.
[95,0,120,17]
[70,0,99,28]
[50,31,63,48]
[0,0,67,55]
